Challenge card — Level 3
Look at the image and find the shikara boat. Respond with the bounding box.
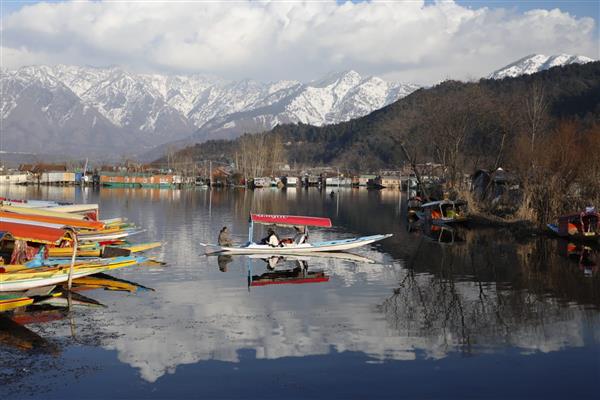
[0,256,145,292]
[0,210,105,230]
[202,213,392,254]
[418,200,469,225]
[47,241,161,258]
[0,294,34,312]
[548,209,599,242]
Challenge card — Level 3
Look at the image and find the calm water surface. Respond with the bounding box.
[1,186,599,399]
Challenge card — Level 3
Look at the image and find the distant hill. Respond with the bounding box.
[168,61,600,172]
[488,54,595,80]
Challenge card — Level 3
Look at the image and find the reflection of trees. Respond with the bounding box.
[379,228,600,355]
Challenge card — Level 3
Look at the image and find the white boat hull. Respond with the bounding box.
[205,234,392,254]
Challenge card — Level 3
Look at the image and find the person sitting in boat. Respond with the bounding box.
[293,226,308,244]
[218,226,233,247]
[261,228,281,247]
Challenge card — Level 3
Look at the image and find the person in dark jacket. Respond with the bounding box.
[218,226,233,247]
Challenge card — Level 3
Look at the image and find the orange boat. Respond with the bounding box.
[0,210,104,231]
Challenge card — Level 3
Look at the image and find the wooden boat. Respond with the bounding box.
[418,200,469,225]
[47,241,161,258]
[0,204,88,221]
[0,294,34,312]
[0,256,144,292]
[0,210,105,230]
[202,213,392,254]
[548,209,599,242]
[406,196,423,222]
[75,228,144,242]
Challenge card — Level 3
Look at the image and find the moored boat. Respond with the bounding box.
[548,208,599,242]
[0,256,145,292]
[418,199,469,225]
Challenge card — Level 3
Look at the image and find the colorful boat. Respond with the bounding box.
[47,241,161,258]
[0,256,145,292]
[202,213,392,254]
[0,210,104,230]
[548,208,599,242]
[418,200,469,225]
[0,294,34,312]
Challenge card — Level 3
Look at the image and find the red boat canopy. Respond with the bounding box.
[250,214,332,228]
[0,222,74,245]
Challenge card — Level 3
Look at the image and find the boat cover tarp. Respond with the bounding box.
[251,214,332,228]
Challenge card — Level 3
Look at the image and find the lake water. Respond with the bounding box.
[1,186,599,399]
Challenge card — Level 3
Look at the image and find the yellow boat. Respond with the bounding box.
[0,256,143,292]
[0,296,34,312]
[47,241,161,257]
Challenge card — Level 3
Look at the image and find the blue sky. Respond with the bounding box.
[2,1,598,83]
[449,1,598,19]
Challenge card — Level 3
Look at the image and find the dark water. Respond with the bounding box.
[1,186,599,399]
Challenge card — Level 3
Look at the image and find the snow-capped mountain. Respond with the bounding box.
[193,71,420,142]
[2,54,594,158]
[1,65,418,157]
[488,54,595,79]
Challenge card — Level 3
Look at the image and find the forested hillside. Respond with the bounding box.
[167,61,599,174]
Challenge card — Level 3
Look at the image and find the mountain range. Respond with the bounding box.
[0,54,595,159]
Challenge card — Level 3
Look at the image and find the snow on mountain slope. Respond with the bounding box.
[488,54,595,79]
[193,71,420,142]
[8,53,589,158]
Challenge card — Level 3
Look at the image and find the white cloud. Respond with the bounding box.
[1,0,598,83]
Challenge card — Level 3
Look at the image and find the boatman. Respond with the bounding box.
[218,226,233,247]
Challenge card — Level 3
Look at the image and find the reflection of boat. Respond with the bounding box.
[0,315,58,353]
[35,291,105,308]
[558,241,598,276]
[249,259,329,287]
[423,223,463,245]
[418,200,469,225]
[548,209,599,243]
[203,214,392,254]
[69,273,153,293]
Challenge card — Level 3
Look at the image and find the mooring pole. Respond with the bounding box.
[68,236,78,290]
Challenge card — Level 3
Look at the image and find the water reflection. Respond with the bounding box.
[0,186,599,395]
[245,255,329,288]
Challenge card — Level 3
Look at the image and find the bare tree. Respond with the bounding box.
[524,81,548,153]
